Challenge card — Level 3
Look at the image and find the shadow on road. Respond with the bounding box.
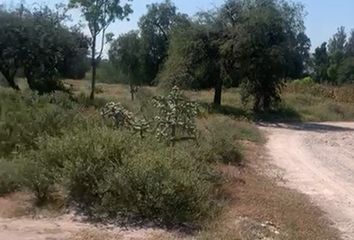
[258,122,354,133]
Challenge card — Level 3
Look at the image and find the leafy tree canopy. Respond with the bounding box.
[138,0,190,84]
[0,5,89,93]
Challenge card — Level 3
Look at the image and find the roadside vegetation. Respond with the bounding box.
[0,0,350,239]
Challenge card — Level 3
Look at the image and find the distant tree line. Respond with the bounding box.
[3,0,354,111]
[312,26,354,85]
[109,0,311,110]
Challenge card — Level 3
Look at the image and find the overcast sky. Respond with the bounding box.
[2,0,354,52]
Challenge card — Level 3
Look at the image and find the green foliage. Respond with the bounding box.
[218,0,308,110]
[230,3,287,110]
[312,42,330,83]
[337,57,354,84]
[109,31,143,99]
[109,31,142,80]
[328,26,347,56]
[0,159,22,196]
[92,60,123,83]
[0,9,22,90]
[292,77,315,86]
[18,153,59,203]
[0,88,80,157]
[16,126,217,225]
[0,6,89,92]
[158,23,220,90]
[57,28,90,80]
[312,27,354,85]
[101,102,150,137]
[107,141,216,225]
[139,0,190,83]
[69,0,133,99]
[153,86,199,145]
[194,117,243,165]
[345,30,354,57]
[101,87,199,142]
[31,127,126,208]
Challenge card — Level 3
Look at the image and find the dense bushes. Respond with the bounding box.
[0,7,89,92]
[0,86,266,226]
[192,116,262,165]
[0,88,81,157]
[15,127,217,224]
[195,117,242,164]
[0,87,226,226]
[0,159,22,195]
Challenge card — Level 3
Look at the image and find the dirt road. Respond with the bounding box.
[0,215,168,240]
[261,122,354,240]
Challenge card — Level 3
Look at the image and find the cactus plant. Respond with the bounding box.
[101,102,150,138]
[152,86,199,146]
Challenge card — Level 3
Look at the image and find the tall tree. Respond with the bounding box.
[69,0,133,99]
[234,4,289,111]
[158,23,220,90]
[328,26,347,55]
[288,32,311,78]
[0,6,84,93]
[138,0,189,84]
[337,57,354,84]
[327,26,347,83]
[57,27,90,79]
[345,29,354,57]
[312,42,330,83]
[109,31,142,100]
[219,0,307,111]
[0,10,22,90]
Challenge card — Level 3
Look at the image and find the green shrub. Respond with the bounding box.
[192,117,243,165]
[0,88,80,157]
[153,86,199,146]
[18,126,217,225]
[18,155,59,204]
[0,159,22,196]
[292,76,314,86]
[100,142,216,225]
[14,126,121,204]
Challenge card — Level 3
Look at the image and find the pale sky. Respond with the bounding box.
[2,0,354,52]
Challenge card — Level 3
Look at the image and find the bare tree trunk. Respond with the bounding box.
[90,35,97,100]
[128,68,135,101]
[130,83,135,101]
[213,77,223,106]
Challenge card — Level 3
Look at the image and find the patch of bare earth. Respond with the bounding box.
[0,193,174,240]
[199,141,340,240]
[261,122,354,240]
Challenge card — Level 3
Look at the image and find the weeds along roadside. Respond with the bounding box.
[0,86,261,228]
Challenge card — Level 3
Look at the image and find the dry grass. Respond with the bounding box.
[68,228,176,240]
[66,79,156,101]
[68,230,121,240]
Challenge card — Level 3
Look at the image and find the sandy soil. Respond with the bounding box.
[0,210,169,240]
[261,122,354,240]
